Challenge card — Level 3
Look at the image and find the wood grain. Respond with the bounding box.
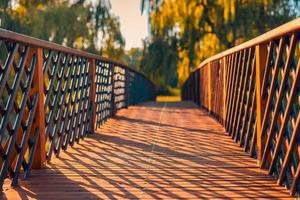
[2,102,294,199]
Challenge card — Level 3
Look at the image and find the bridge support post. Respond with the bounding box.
[222,57,227,125]
[191,72,195,103]
[255,44,268,167]
[125,69,130,108]
[32,47,46,169]
[110,64,116,115]
[195,70,200,106]
[208,62,212,113]
[89,58,96,134]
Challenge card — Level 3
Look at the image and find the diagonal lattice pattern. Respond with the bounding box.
[94,62,155,129]
[113,66,127,111]
[260,33,300,194]
[226,48,257,156]
[0,30,155,190]
[0,41,40,188]
[43,51,92,160]
[182,31,300,195]
[95,61,113,128]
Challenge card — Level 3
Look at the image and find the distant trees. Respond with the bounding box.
[1,0,299,95]
[0,0,125,60]
[123,47,143,71]
[140,0,300,94]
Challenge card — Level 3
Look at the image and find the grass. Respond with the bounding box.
[156,96,181,102]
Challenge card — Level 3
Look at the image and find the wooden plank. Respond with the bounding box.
[3,102,292,199]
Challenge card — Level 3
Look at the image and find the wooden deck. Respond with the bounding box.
[2,102,294,199]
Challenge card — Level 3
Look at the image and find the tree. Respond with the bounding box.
[141,36,178,94]
[0,0,125,59]
[140,0,300,92]
[123,47,143,71]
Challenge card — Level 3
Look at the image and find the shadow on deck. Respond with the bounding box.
[2,102,293,199]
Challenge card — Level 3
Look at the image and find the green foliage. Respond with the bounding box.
[123,47,143,71]
[141,36,178,94]
[141,0,300,94]
[101,16,125,61]
[0,0,125,58]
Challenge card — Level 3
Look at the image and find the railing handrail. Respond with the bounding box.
[0,28,152,83]
[194,17,300,72]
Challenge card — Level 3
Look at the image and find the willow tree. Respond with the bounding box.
[141,0,300,91]
[1,0,125,59]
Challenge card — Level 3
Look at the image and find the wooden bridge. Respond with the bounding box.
[2,102,293,199]
[0,19,300,199]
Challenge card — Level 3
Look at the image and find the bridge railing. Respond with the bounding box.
[182,18,300,195]
[0,29,155,189]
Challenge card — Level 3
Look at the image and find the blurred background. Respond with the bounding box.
[1,0,299,96]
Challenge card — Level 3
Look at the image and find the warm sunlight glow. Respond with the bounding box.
[110,0,149,50]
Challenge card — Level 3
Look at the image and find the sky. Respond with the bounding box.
[110,0,149,50]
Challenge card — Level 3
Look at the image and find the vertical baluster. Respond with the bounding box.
[225,53,237,131]
[125,69,130,108]
[110,64,116,116]
[222,57,227,125]
[32,48,46,169]
[228,51,243,135]
[192,72,195,103]
[89,58,96,134]
[196,70,200,106]
[208,62,212,112]
[255,44,268,166]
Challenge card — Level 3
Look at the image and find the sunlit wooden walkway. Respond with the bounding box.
[2,102,293,199]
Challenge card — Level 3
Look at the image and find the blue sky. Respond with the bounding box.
[110,0,149,50]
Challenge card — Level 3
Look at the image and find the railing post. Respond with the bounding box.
[255,44,268,166]
[187,80,190,100]
[189,78,192,101]
[110,64,116,115]
[89,58,96,134]
[222,57,227,125]
[32,47,46,169]
[125,69,130,108]
[195,71,199,105]
[208,62,212,112]
[191,73,195,102]
[136,75,140,103]
[194,72,198,104]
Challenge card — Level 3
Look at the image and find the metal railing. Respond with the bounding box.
[0,29,155,189]
[182,18,300,196]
